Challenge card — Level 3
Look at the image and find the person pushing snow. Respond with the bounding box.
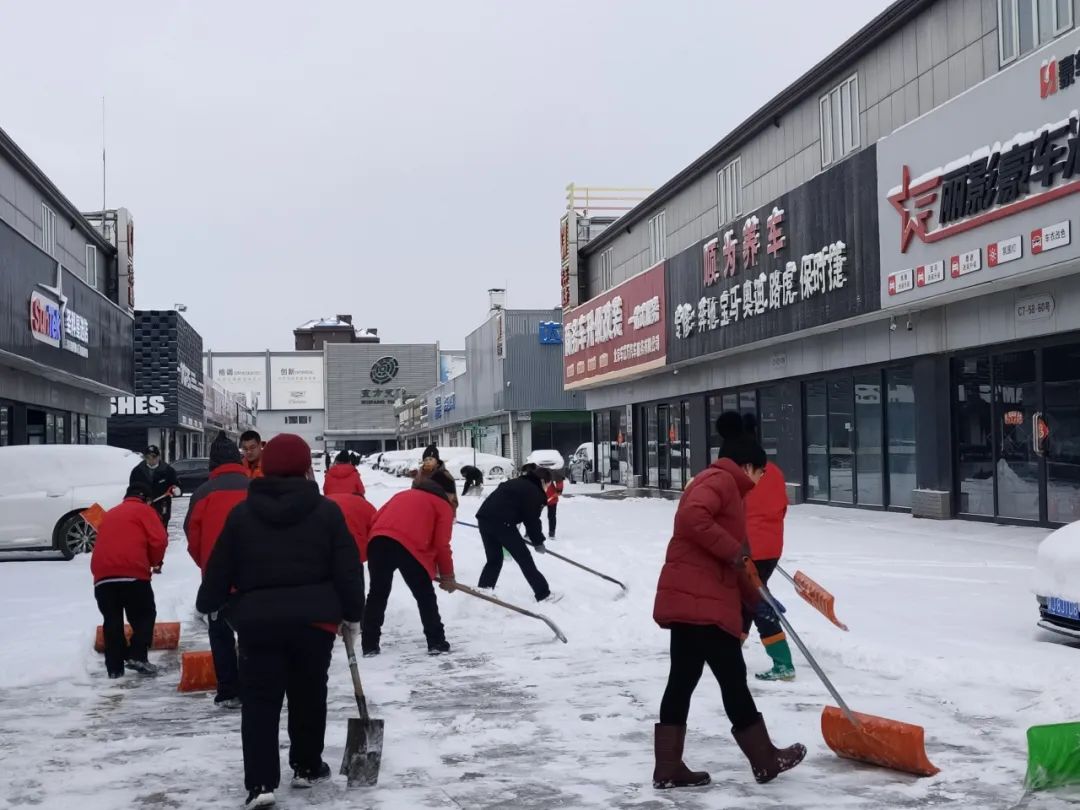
[475,463,560,602]
[323,449,366,497]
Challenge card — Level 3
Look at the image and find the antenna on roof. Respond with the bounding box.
[101,96,106,215]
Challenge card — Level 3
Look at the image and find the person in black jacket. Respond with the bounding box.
[196,433,365,810]
[129,445,180,528]
[475,464,558,602]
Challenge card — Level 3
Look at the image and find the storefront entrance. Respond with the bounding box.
[642,401,690,490]
[954,339,1080,526]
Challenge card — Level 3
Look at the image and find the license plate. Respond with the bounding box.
[1047,597,1080,621]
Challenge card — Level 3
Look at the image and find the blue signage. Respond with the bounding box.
[539,321,563,345]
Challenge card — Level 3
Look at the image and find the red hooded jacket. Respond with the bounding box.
[184,463,250,573]
[653,458,759,638]
[327,493,377,562]
[545,479,564,506]
[90,497,169,583]
[368,485,455,580]
[324,463,365,497]
[744,461,787,561]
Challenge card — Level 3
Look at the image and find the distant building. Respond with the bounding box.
[293,314,379,350]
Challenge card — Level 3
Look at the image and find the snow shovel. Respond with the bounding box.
[759,586,939,777]
[544,548,628,594]
[340,623,383,786]
[178,650,217,692]
[1024,722,1080,791]
[454,582,568,643]
[94,621,180,653]
[80,503,107,530]
[776,565,848,631]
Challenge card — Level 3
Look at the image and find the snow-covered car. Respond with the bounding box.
[172,457,210,493]
[311,451,326,474]
[568,442,594,483]
[0,445,142,559]
[525,449,565,471]
[1035,520,1080,640]
[378,447,514,480]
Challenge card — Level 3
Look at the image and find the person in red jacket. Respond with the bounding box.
[722,413,796,682]
[652,423,804,788]
[184,431,250,707]
[361,469,458,657]
[326,491,376,562]
[323,450,366,497]
[545,470,565,540]
[90,482,169,679]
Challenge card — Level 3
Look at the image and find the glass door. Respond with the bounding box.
[1043,344,1080,524]
[828,377,855,504]
[855,373,884,506]
[805,381,829,500]
[657,405,672,489]
[994,351,1041,521]
[646,406,659,487]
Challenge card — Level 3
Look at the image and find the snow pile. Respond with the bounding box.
[525,449,565,469]
[1034,519,1080,602]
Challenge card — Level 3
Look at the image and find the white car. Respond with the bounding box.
[568,442,594,483]
[1035,519,1080,640]
[526,449,566,471]
[0,445,143,559]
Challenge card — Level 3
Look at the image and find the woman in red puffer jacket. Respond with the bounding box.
[652,424,804,790]
[323,451,365,497]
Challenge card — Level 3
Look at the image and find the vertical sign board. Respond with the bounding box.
[212,354,268,410]
[877,26,1080,308]
[563,263,667,390]
[269,354,324,410]
[561,209,580,310]
[666,146,880,362]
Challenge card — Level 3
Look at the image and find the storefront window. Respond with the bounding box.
[828,378,854,504]
[995,351,1040,521]
[646,406,658,487]
[669,407,684,490]
[1045,343,1080,524]
[955,357,994,516]
[708,390,759,463]
[886,367,916,508]
[855,373,883,506]
[759,387,781,460]
[805,381,829,500]
[657,405,672,489]
[0,406,9,446]
[45,413,56,444]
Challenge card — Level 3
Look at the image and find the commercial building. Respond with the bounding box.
[204,350,324,449]
[0,126,132,445]
[398,296,588,465]
[293,314,379,350]
[108,310,206,460]
[568,0,1080,527]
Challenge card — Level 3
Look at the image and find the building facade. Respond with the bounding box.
[293,315,379,350]
[399,308,589,466]
[570,0,1080,527]
[108,310,206,461]
[204,350,324,449]
[0,126,131,446]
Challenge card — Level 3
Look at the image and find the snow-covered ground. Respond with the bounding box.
[0,469,1078,809]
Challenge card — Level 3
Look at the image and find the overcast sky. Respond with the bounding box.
[2,1,892,352]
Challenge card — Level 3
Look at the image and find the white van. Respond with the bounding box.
[0,445,141,559]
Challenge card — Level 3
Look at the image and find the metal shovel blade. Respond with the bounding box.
[821,706,939,777]
[341,715,384,786]
[1024,722,1080,791]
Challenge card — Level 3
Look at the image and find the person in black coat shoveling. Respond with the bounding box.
[475,464,560,602]
[129,445,180,528]
[196,433,365,810]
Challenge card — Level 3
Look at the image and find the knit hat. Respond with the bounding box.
[334,450,352,464]
[209,430,242,470]
[422,444,440,462]
[716,411,767,469]
[262,433,312,477]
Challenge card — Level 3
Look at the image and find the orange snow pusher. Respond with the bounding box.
[177,650,217,692]
[93,622,181,653]
[776,565,848,631]
[80,503,107,530]
[760,587,939,778]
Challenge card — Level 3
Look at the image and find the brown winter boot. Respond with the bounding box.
[732,714,806,784]
[652,723,711,789]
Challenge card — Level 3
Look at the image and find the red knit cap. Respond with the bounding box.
[262,433,312,477]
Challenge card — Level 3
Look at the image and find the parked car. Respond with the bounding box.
[0,445,142,559]
[311,451,326,474]
[376,447,514,480]
[525,449,566,471]
[172,457,211,494]
[568,442,594,483]
[1035,519,1080,640]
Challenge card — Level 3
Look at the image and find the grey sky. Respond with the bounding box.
[2,1,892,352]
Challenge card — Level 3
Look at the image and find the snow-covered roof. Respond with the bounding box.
[294,317,377,336]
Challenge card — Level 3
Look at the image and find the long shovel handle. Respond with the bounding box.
[454,583,568,643]
[775,564,797,586]
[340,624,370,721]
[757,586,858,726]
[543,549,628,592]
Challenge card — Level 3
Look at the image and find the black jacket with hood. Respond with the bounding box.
[196,477,365,630]
[475,471,548,545]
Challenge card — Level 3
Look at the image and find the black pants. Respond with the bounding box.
[153,497,171,529]
[659,623,759,732]
[741,558,782,640]
[477,519,550,601]
[208,613,239,701]
[547,503,557,537]
[239,624,334,790]
[362,536,446,651]
[94,580,156,676]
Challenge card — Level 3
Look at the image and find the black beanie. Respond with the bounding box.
[209,431,242,470]
[335,450,352,464]
[716,411,767,469]
[422,444,440,462]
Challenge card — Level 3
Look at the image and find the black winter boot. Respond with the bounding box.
[732,714,806,783]
[652,723,711,789]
